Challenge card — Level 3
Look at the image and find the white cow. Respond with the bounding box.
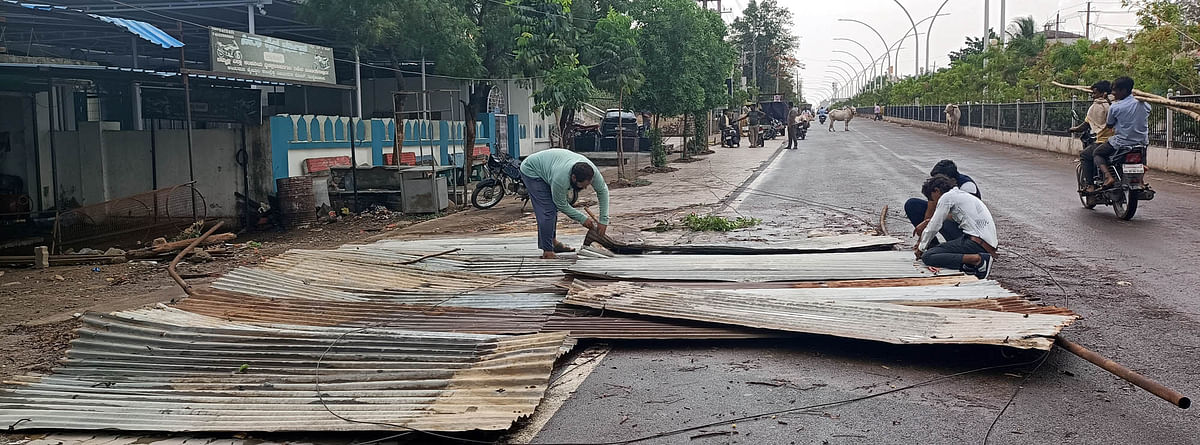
[827,107,855,132]
[944,104,961,136]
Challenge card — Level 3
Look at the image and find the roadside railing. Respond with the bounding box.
[857,96,1200,151]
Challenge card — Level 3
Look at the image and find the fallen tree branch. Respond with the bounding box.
[126,233,236,260]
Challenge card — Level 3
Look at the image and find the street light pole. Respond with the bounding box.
[892,0,920,76]
[834,38,877,90]
[838,19,892,81]
[827,65,857,96]
[926,0,951,75]
[831,59,862,96]
[833,51,870,90]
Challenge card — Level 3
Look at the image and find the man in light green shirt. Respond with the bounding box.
[519,149,610,259]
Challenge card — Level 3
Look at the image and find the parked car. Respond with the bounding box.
[600,109,640,138]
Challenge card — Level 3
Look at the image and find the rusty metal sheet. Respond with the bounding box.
[544,308,787,339]
[565,282,1076,349]
[572,275,980,289]
[322,247,573,278]
[175,291,776,340]
[566,251,959,282]
[720,280,1020,302]
[0,307,571,432]
[360,233,586,257]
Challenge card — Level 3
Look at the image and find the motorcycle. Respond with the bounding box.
[721,126,741,147]
[1071,112,1155,220]
[796,120,809,141]
[471,152,578,210]
[818,114,827,125]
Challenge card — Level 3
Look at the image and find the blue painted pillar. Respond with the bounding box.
[478,112,496,153]
[439,120,451,164]
[370,120,385,166]
[507,114,521,159]
[269,116,293,187]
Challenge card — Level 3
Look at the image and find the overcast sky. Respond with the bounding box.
[716,0,1142,104]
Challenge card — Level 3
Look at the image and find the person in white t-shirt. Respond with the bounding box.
[915,175,998,279]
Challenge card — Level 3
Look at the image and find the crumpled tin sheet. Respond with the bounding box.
[354,233,586,257]
[0,308,571,432]
[565,282,1076,350]
[323,246,573,278]
[566,251,960,282]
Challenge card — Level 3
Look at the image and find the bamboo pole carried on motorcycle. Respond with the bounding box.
[1052,81,1200,121]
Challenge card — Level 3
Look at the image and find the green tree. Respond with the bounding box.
[587,9,644,179]
[297,0,479,162]
[730,0,798,95]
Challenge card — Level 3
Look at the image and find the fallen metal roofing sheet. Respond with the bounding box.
[174,291,778,340]
[324,247,573,278]
[566,251,959,282]
[594,233,904,254]
[720,281,1020,302]
[564,282,1076,349]
[363,234,586,257]
[211,268,563,310]
[0,308,571,432]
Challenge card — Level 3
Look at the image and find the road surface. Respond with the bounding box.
[533,121,1200,444]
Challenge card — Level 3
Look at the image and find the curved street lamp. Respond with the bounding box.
[834,38,878,89]
[926,0,952,74]
[831,59,864,96]
[837,19,892,83]
[833,51,870,90]
[892,0,920,77]
[828,64,858,94]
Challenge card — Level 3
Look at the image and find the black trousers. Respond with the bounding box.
[786,124,797,148]
[922,237,988,271]
[1080,142,1116,183]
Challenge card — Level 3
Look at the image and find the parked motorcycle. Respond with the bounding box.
[721,126,741,147]
[1071,112,1155,220]
[471,152,578,210]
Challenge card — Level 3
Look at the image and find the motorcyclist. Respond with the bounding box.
[1071,81,1113,191]
[720,110,740,147]
[1082,76,1150,190]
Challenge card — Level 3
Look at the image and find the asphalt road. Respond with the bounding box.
[532,121,1200,444]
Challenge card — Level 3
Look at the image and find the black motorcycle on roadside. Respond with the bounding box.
[471,152,578,210]
[721,125,741,147]
[1071,112,1155,220]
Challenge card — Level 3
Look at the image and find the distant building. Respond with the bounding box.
[1043,28,1086,45]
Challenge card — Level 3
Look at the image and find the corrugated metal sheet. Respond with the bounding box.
[599,233,904,254]
[0,308,571,432]
[720,281,1020,302]
[361,234,586,257]
[89,14,185,48]
[174,291,778,340]
[565,282,1076,349]
[325,247,573,278]
[574,275,980,289]
[566,251,959,282]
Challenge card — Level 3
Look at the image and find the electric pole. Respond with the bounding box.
[983,0,990,51]
[1085,1,1092,40]
[999,0,1006,46]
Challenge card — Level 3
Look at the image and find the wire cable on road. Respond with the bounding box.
[983,350,1054,445]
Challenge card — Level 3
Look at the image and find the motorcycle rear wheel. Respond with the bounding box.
[1112,188,1138,220]
[471,182,505,209]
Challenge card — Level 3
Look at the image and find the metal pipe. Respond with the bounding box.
[1056,335,1191,409]
[891,0,920,77]
[831,59,863,95]
[926,0,952,74]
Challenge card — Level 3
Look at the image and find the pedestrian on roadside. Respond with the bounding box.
[874,103,883,121]
[519,148,610,260]
[904,160,980,247]
[915,175,997,279]
[746,103,765,148]
[786,103,801,150]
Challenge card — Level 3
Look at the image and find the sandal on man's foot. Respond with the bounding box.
[553,243,575,253]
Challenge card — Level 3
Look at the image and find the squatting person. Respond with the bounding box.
[904,160,980,246]
[915,175,997,279]
[519,148,610,259]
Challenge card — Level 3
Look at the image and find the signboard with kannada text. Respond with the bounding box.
[209,27,336,85]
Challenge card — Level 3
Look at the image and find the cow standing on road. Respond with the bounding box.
[828,107,855,132]
[945,104,961,136]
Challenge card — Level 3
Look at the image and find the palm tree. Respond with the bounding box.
[1006,16,1046,57]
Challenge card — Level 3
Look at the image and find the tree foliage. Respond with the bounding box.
[842,0,1200,107]
[631,0,734,117]
[730,0,799,98]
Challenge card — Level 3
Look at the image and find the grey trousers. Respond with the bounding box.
[921,237,988,271]
[522,173,557,252]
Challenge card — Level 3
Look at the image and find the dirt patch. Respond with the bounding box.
[609,178,653,189]
[642,166,680,174]
[0,320,78,380]
[671,156,706,164]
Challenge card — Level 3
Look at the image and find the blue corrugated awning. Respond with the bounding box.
[5,1,184,49]
[88,14,184,49]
